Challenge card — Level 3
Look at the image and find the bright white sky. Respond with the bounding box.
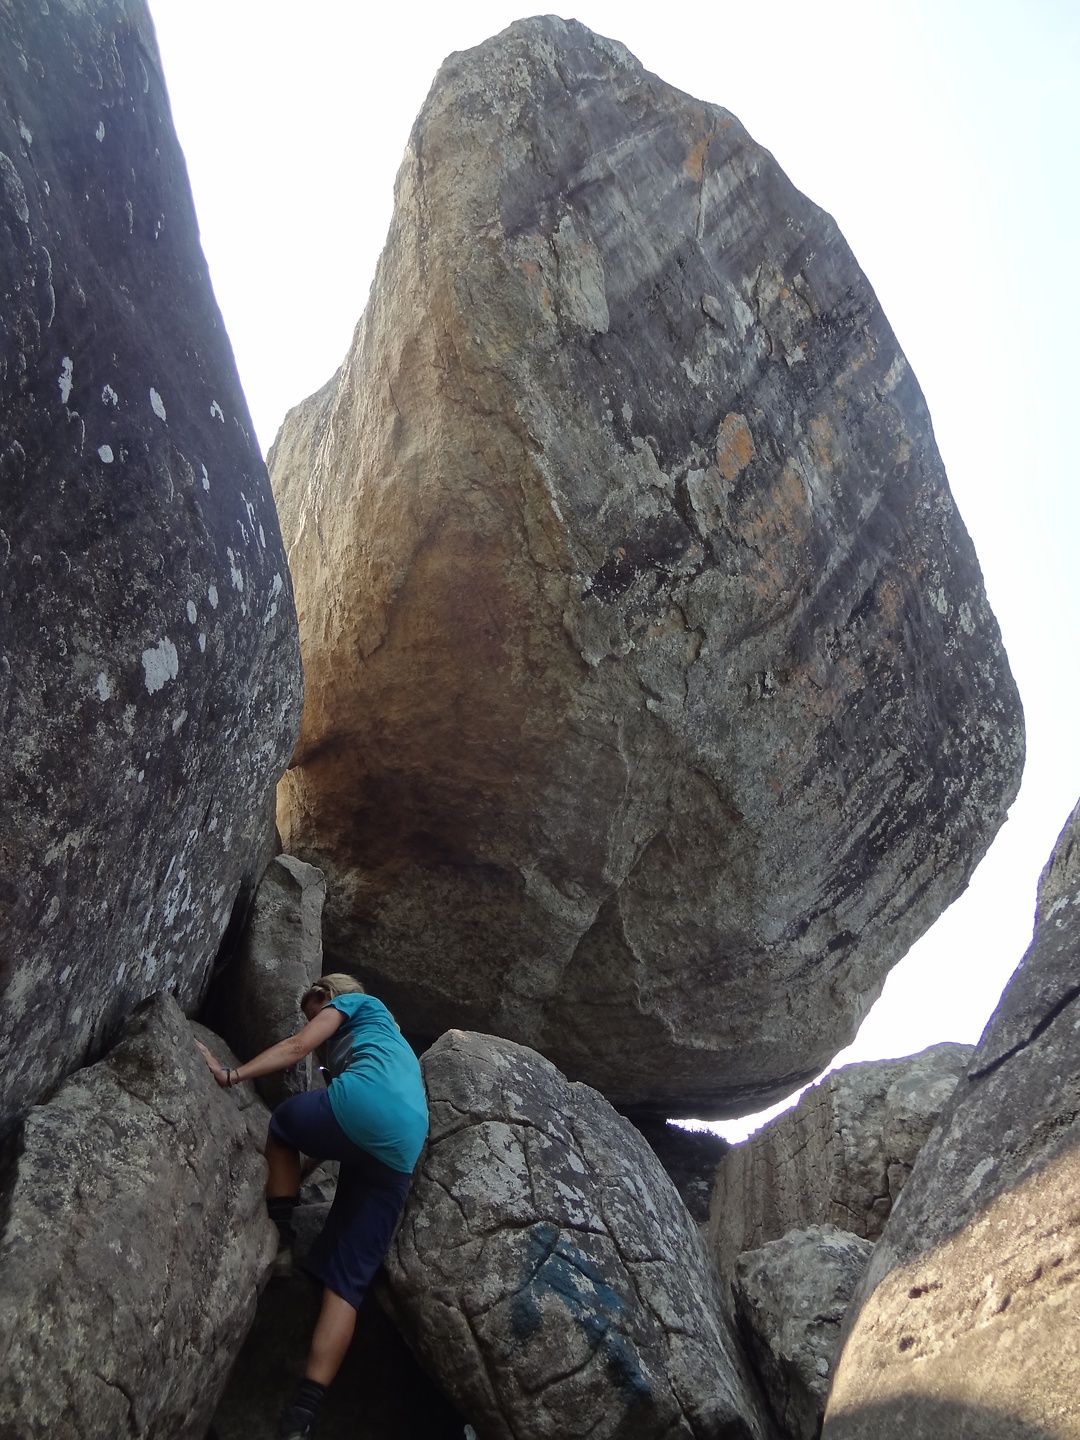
[148,1,1079,1137]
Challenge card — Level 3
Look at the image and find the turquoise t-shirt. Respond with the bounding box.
[323,993,428,1173]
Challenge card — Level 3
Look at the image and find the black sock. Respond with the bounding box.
[293,1378,327,1418]
[267,1195,298,1247]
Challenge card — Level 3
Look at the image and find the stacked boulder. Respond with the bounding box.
[384,1030,773,1440]
[269,15,1023,1120]
[823,799,1080,1439]
[707,1046,971,1438]
[0,995,275,1439]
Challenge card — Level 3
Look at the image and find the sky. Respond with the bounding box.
[147,1,1079,1138]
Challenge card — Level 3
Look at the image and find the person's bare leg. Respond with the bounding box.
[304,1288,358,1386]
[265,1130,301,1199]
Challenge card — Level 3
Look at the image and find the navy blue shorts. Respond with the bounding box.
[269,1089,412,1310]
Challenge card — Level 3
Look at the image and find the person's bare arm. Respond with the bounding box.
[195,1006,344,1088]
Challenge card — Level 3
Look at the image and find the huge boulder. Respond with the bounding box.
[0,0,302,1138]
[384,1029,773,1440]
[823,799,1080,1439]
[270,16,1022,1117]
[709,1044,972,1285]
[732,1226,872,1440]
[0,993,275,1440]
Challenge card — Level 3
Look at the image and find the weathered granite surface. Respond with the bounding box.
[207,853,326,1108]
[384,1030,773,1440]
[709,1044,972,1284]
[0,0,302,1139]
[733,1226,872,1440]
[270,16,1022,1116]
[823,799,1080,1439]
[0,994,274,1439]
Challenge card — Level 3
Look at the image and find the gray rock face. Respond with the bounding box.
[0,0,302,1139]
[208,853,326,1108]
[270,15,1022,1117]
[384,1030,772,1440]
[823,799,1080,1440]
[733,1226,873,1440]
[709,1044,972,1284]
[0,993,275,1440]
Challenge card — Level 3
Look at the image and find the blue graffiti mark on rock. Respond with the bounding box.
[508,1222,652,1405]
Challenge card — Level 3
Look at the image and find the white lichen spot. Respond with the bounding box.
[186,600,197,624]
[18,121,32,146]
[58,965,71,984]
[933,587,948,616]
[137,769,145,783]
[210,400,224,422]
[59,356,73,404]
[207,583,218,609]
[141,636,178,693]
[226,547,244,592]
[171,709,187,735]
[95,121,105,142]
[201,464,210,491]
[198,632,206,652]
[44,896,61,926]
[95,671,111,701]
[102,384,118,406]
[97,444,113,463]
[150,387,167,421]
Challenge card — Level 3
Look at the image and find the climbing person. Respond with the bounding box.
[196,973,428,1440]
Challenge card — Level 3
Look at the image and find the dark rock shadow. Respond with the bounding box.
[208,1204,468,1440]
[824,1394,1058,1440]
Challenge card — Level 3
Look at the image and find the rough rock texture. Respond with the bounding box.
[733,1226,872,1440]
[631,1117,730,1223]
[0,993,275,1440]
[384,1029,773,1440]
[709,1043,971,1285]
[211,1166,466,1440]
[270,16,1023,1117]
[0,0,302,1138]
[207,853,326,1107]
[823,799,1080,1440]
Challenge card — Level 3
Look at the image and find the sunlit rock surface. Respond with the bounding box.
[0,995,274,1440]
[823,800,1080,1440]
[270,16,1022,1115]
[0,0,302,1139]
[385,1029,773,1439]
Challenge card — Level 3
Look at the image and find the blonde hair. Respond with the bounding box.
[301,973,366,1010]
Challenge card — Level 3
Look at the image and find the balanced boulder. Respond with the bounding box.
[709,1044,972,1284]
[0,993,274,1440]
[823,799,1080,1439]
[384,1029,772,1440]
[271,16,1022,1116]
[0,0,302,1139]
